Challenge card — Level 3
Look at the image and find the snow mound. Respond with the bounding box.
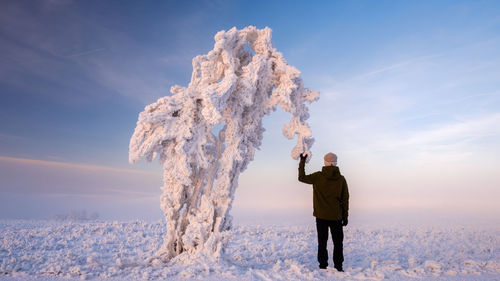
[1,220,499,280]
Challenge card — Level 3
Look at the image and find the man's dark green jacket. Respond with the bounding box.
[298,159,349,221]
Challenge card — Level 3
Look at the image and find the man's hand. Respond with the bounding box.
[299,153,307,161]
[342,218,348,227]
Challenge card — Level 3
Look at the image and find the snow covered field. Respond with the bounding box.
[1,220,498,281]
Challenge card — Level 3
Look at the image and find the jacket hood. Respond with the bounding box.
[321,165,341,180]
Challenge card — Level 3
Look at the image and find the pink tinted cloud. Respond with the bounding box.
[0,156,160,197]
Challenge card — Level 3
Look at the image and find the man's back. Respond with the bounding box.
[298,159,349,221]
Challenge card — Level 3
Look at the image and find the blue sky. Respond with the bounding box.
[1,0,499,224]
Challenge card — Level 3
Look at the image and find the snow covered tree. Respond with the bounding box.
[129,26,319,261]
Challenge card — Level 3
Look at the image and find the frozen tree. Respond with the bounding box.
[129,26,319,261]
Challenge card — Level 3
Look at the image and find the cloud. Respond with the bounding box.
[295,42,500,215]
[0,1,179,105]
[0,156,155,175]
[335,112,500,157]
[401,113,500,147]
[0,156,160,197]
[66,48,107,58]
[310,39,500,144]
[342,53,444,85]
[0,156,163,220]
[0,134,30,142]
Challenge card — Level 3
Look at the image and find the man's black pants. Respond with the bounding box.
[315,218,344,269]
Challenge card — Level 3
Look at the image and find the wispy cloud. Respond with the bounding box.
[0,1,178,105]
[0,156,161,220]
[354,112,500,167]
[44,189,158,200]
[342,53,443,85]
[307,39,500,174]
[0,156,161,201]
[0,133,30,142]
[401,113,500,147]
[66,48,107,58]
[0,156,156,175]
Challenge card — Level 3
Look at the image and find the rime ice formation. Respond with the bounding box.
[129,26,319,261]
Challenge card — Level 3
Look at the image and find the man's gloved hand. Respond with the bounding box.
[299,153,307,161]
[342,218,348,227]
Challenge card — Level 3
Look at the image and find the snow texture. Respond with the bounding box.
[129,26,319,260]
[1,220,499,280]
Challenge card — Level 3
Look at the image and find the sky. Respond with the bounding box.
[1,0,499,225]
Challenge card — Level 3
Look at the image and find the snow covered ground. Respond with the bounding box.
[1,220,498,280]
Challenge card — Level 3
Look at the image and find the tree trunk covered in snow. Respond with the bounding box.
[129,26,319,261]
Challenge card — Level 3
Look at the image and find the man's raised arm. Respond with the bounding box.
[298,153,314,184]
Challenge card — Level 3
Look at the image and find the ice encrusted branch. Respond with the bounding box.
[129,26,319,261]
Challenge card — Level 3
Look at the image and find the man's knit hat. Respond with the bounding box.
[324,152,337,163]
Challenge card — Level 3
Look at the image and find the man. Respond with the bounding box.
[298,152,349,272]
